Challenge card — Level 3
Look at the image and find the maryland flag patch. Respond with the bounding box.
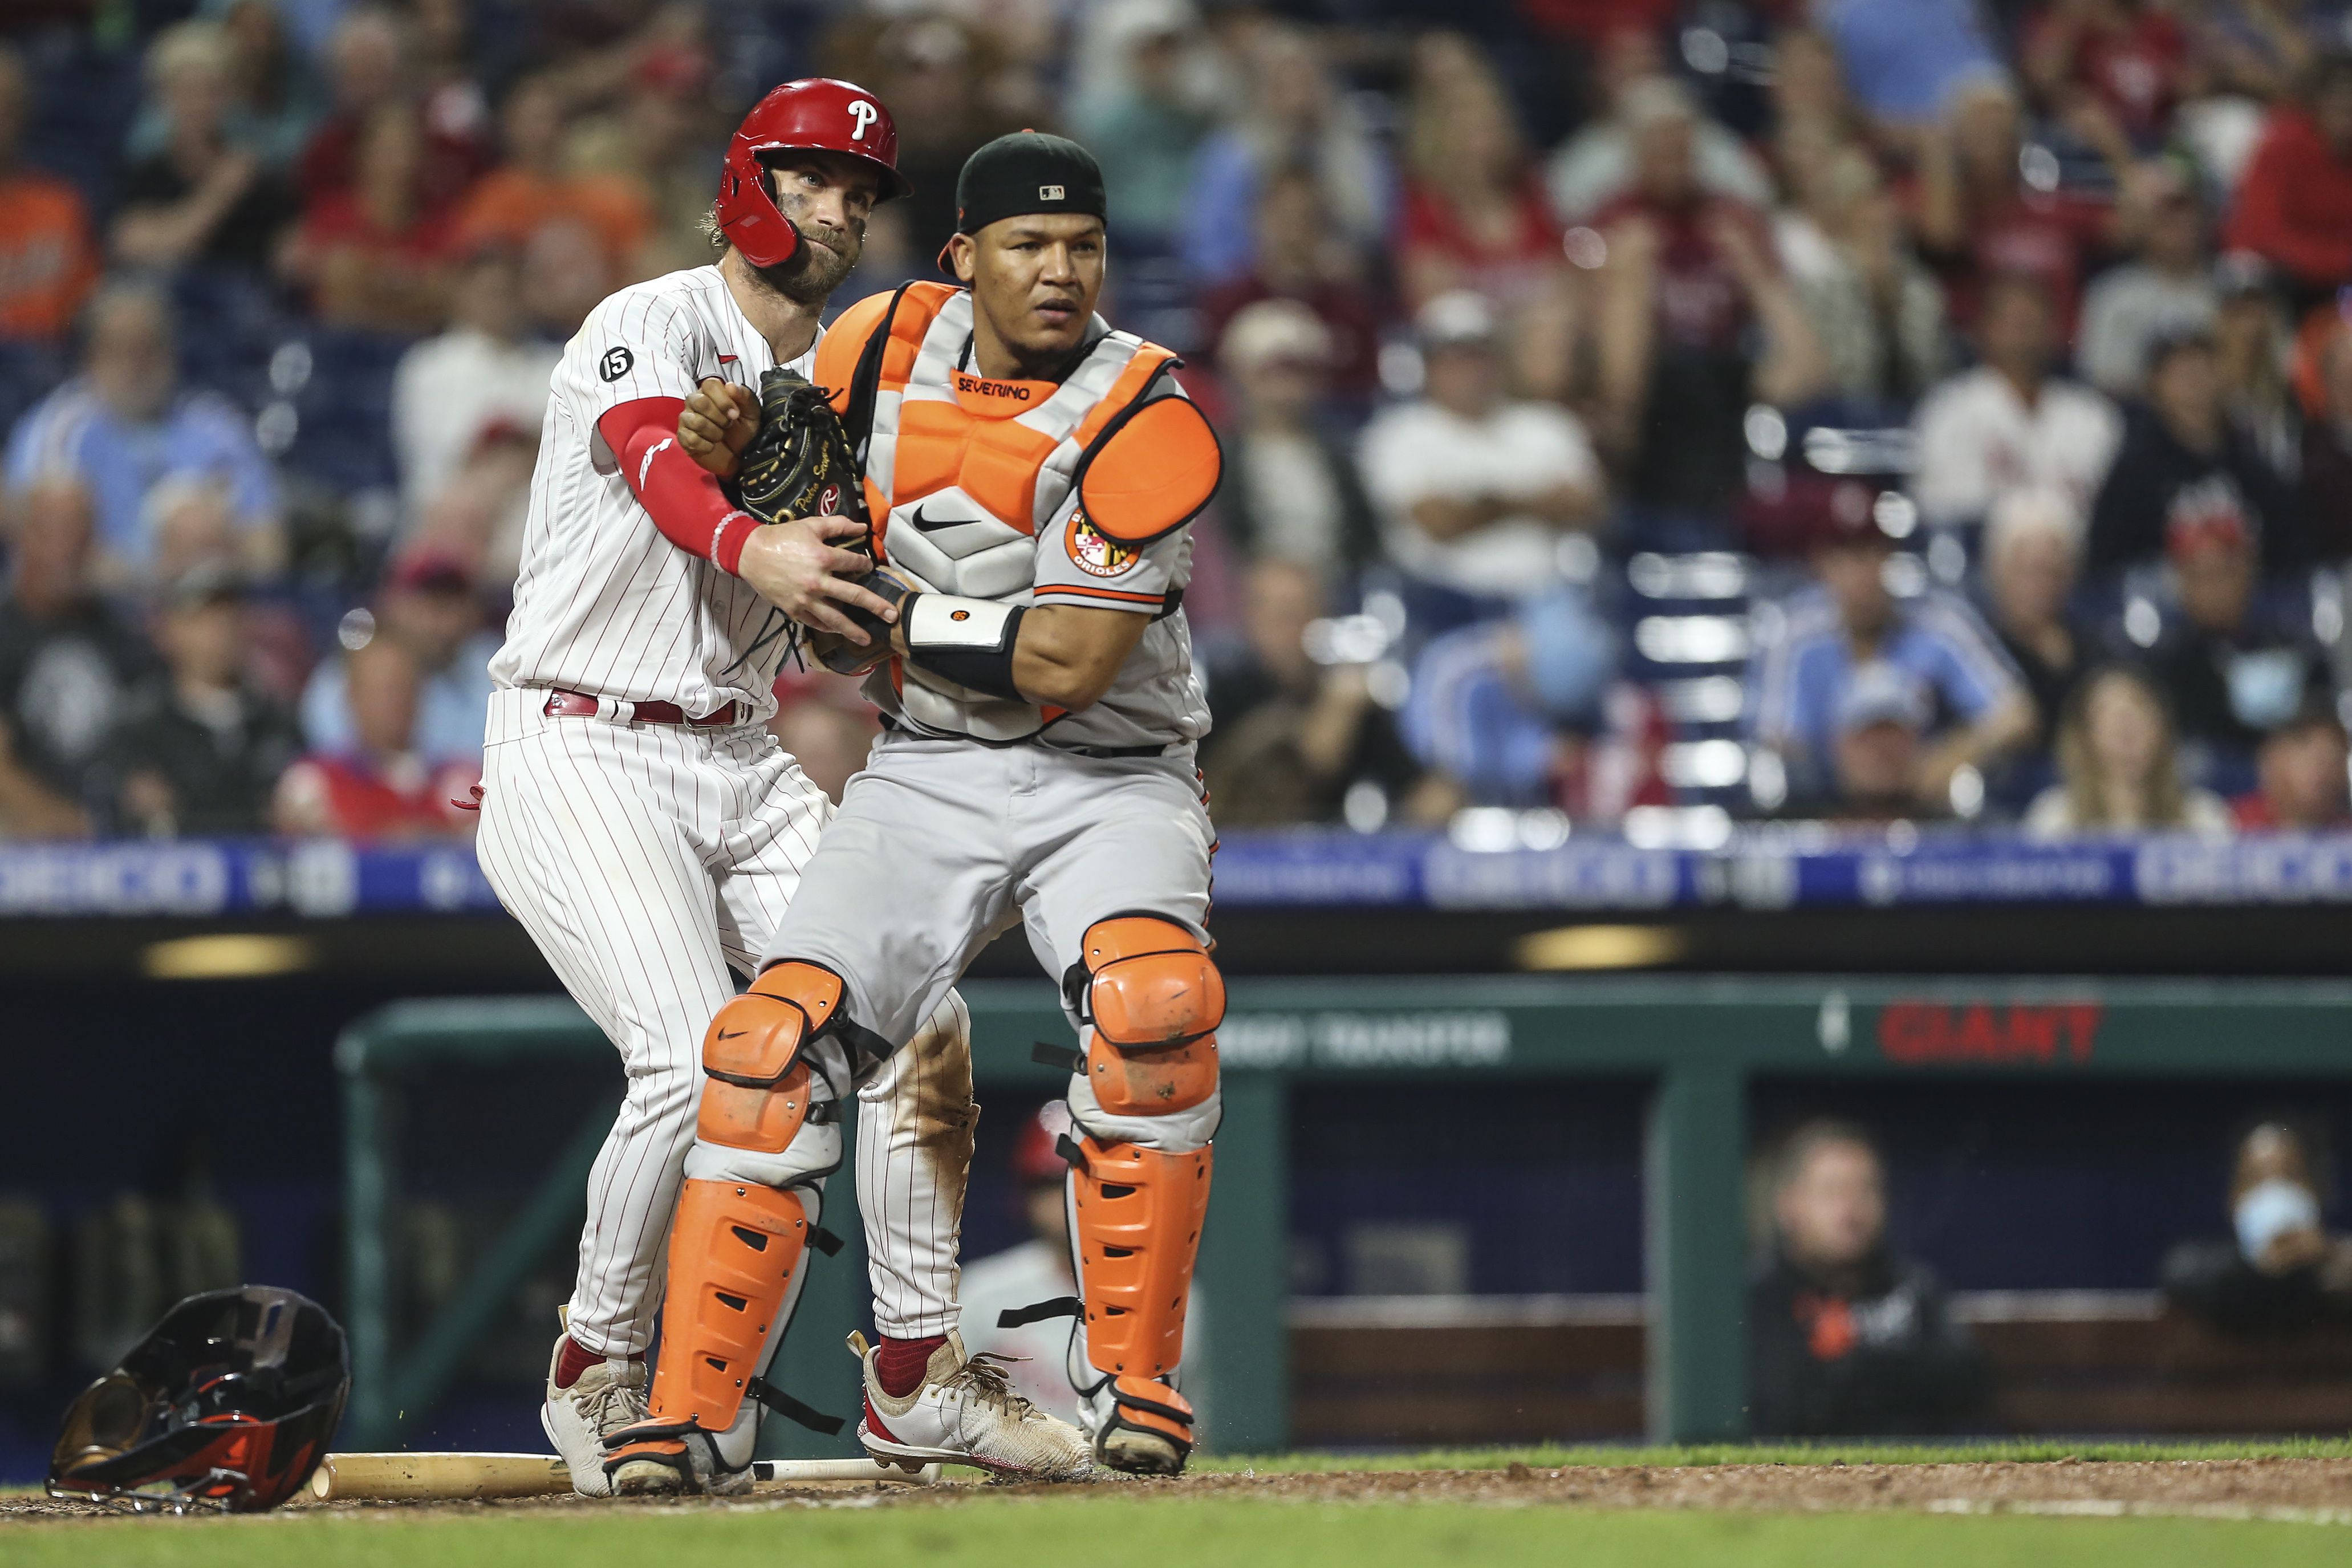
[1066,509,1136,577]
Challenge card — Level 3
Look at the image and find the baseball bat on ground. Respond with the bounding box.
[299,1453,939,1502]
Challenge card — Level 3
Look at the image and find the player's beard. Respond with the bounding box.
[754,217,862,306]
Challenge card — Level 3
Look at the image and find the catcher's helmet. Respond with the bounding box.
[50,1286,350,1513]
[717,77,911,270]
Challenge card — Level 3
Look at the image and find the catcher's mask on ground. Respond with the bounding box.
[49,1285,350,1513]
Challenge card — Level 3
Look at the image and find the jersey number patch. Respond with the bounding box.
[599,347,635,383]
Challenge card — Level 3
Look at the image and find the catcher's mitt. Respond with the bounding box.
[732,367,872,530]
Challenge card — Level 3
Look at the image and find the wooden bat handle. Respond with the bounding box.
[299,1452,939,1503]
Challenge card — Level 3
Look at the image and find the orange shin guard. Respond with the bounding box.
[1072,1139,1212,1383]
[640,1179,811,1432]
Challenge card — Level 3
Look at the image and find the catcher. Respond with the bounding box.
[608,131,1223,1486]
[476,79,1088,1499]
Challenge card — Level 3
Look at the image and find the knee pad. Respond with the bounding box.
[1069,916,1223,1118]
[697,960,850,1159]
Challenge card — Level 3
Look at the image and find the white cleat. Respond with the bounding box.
[542,1323,652,1498]
[851,1330,1094,1480]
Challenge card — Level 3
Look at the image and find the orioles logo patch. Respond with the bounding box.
[1066,510,1135,578]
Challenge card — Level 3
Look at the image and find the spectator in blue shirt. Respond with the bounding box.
[1403,585,1673,824]
[1181,25,1388,288]
[1749,499,2034,812]
[301,549,494,763]
[1818,0,2004,128]
[5,281,282,588]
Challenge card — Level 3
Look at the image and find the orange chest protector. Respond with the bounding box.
[842,282,1181,547]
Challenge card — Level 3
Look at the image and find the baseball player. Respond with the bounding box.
[473,80,1086,1497]
[607,131,1225,1484]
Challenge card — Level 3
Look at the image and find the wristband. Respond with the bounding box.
[901,595,1027,702]
[711,510,757,575]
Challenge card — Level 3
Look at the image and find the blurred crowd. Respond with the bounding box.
[2,0,2350,843]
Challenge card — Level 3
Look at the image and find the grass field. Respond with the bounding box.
[1187,1436,2352,1470]
[10,1442,2352,1567]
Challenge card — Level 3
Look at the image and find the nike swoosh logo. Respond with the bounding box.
[909,503,982,533]
[718,1030,748,1041]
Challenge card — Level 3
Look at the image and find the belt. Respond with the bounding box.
[876,711,1169,758]
[541,689,745,728]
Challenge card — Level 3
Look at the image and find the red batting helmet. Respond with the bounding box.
[716,78,911,270]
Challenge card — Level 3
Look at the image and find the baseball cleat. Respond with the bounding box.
[542,1323,651,1498]
[851,1331,1093,1480]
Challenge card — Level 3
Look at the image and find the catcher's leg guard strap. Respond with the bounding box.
[637,1180,813,1434]
[1102,1375,1196,1453]
[1073,1139,1212,1382]
[1073,917,1223,1119]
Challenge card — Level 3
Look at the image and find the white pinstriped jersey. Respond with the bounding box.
[490,267,815,722]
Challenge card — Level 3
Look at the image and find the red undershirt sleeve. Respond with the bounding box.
[597,396,761,575]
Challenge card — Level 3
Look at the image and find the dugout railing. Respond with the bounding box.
[336,977,2352,1453]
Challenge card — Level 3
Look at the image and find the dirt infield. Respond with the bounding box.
[9,1457,2352,1525]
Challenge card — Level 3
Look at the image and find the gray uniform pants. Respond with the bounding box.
[759,729,1218,1148]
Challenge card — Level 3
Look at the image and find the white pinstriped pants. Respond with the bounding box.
[475,686,968,1356]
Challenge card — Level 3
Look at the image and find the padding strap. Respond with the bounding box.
[842,281,918,461]
[1031,1041,1084,1073]
[1109,1376,1197,1428]
[901,594,1026,702]
[996,1296,1083,1330]
[748,1377,846,1436]
[1056,1132,1091,1173]
[810,1224,845,1257]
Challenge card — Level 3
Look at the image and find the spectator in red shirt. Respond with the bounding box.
[2225,53,2352,307]
[298,6,484,221]
[1197,165,1387,406]
[1396,33,1578,400]
[2023,0,2191,151]
[1591,81,1825,535]
[283,102,458,333]
[1912,75,2121,334]
[2232,696,2351,829]
[274,632,477,839]
[1397,34,1568,310]
[0,44,95,342]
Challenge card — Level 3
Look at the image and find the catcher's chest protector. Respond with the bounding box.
[854,284,1179,743]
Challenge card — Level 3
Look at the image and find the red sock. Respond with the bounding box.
[874,1334,946,1398]
[553,1335,640,1390]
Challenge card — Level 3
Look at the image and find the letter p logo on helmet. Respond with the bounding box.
[848,100,880,141]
